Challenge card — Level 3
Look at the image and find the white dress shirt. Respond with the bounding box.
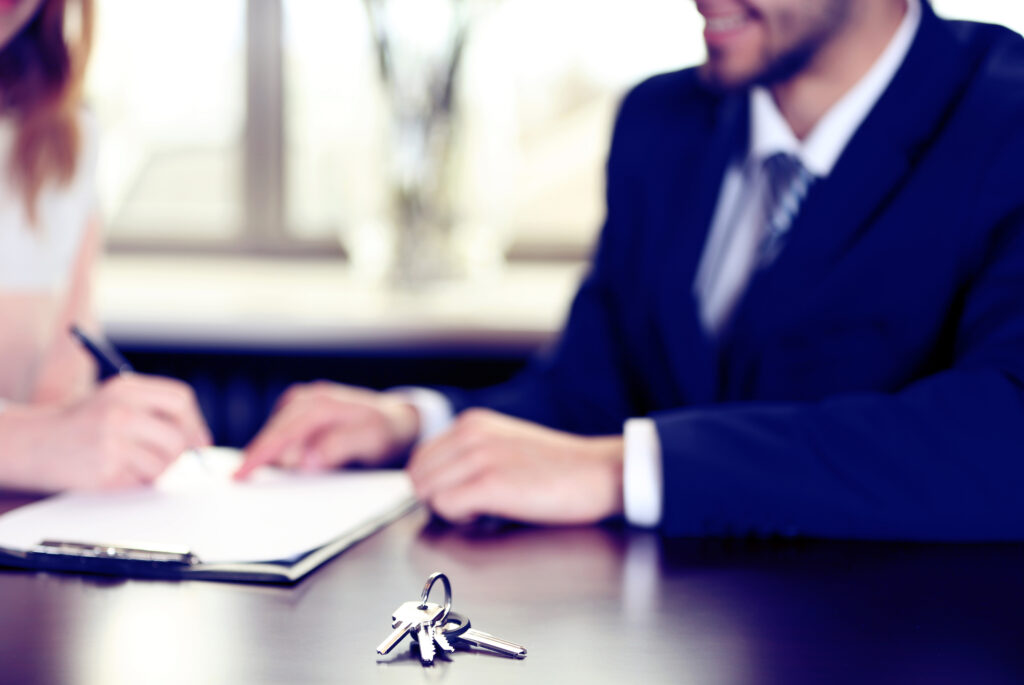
[400,0,922,528]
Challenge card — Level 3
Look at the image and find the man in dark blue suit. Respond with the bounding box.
[239,0,1024,539]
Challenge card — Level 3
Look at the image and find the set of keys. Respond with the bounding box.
[376,571,527,664]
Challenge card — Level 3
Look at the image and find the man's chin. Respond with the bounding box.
[698,43,816,92]
[698,61,757,92]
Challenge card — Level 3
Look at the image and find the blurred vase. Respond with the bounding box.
[362,0,507,286]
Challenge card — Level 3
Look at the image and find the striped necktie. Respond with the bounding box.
[695,151,815,334]
[758,152,814,267]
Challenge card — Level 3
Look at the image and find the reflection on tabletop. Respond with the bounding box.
[404,516,1024,683]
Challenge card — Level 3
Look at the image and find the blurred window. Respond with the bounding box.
[86,0,1024,259]
[88,0,246,247]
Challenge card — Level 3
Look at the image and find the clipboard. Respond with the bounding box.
[0,449,419,584]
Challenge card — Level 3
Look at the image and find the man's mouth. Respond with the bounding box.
[700,5,756,48]
[707,13,750,33]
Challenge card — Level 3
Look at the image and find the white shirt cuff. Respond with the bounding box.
[388,387,455,442]
[623,417,663,528]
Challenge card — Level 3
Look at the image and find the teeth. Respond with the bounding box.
[707,14,747,32]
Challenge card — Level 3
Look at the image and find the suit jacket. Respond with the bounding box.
[449,3,1024,539]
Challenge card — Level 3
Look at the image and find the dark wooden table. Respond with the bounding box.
[1,500,1023,685]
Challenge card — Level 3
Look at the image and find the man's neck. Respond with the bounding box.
[771,0,908,139]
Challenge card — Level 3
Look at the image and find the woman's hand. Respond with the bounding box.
[0,374,212,492]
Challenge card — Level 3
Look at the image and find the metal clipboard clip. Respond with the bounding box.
[31,539,199,567]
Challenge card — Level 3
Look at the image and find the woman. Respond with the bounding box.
[0,0,210,491]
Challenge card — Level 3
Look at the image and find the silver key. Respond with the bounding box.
[376,601,443,655]
[433,627,455,654]
[417,619,455,664]
[441,612,527,659]
[414,616,460,663]
[416,622,436,664]
[455,628,527,659]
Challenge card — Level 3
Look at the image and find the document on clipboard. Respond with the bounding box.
[0,448,418,584]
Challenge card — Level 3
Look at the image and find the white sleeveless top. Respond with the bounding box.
[0,111,99,401]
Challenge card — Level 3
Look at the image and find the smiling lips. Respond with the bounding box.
[699,3,757,47]
[707,14,750,33]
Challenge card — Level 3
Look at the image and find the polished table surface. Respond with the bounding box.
[1,500,1023,685]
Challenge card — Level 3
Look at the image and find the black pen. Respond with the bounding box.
[70,325,211,472]
[70,325,134,379]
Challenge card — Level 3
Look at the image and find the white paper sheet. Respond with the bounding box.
[0,448,416,564]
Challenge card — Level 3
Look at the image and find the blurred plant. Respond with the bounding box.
[363,0,496,284]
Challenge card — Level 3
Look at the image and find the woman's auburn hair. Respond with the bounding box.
[0,0,93,223]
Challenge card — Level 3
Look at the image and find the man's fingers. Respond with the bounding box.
[409,445,490,500]
[238,402,320,475]
[241,387,414,477]
[302,421,392,470]
[279,442,304,470]
[405,434,452,484]
[426,475,497,524]
[235,442,276,479]
[236,402,340,479]
[273,381,339,412]
[259,387,320,435]
[407,423,485,486]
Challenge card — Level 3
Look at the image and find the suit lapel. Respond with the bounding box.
[654,89,748,405]
[730,3,973,339]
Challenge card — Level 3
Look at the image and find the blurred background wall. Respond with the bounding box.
[81,0,1024,446]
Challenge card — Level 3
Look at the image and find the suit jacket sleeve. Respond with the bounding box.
[656,128,1024,540]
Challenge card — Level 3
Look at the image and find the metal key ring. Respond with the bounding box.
[439,611,470,639]
[418,571,452,625]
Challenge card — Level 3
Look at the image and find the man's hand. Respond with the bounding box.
[407,408,624,525]
[235,382,420,479]
[0,374,212,492]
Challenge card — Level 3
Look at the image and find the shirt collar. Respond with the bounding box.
[748,0,922,177]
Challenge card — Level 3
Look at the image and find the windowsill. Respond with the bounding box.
[95,255,587,351]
